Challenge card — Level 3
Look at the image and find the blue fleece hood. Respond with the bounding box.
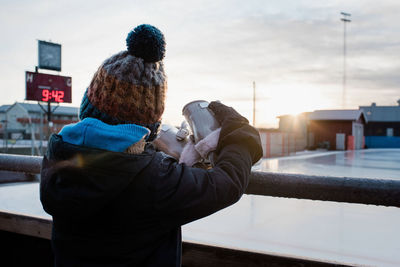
[59,118,150,152]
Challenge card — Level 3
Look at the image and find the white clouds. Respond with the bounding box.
[0,0,399,127]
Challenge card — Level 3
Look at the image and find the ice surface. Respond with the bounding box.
[183,195,400,266]
[183,149,400,266]
[259,149,400,179]
[0,182,50,218]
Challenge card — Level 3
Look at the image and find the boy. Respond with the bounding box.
[40,24,262,267]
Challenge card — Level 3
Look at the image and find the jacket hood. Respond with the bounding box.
[58,118,150,152]
[40,134,154,219]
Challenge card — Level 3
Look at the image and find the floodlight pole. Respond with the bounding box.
[341,12,351,109]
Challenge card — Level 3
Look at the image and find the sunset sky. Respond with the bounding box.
[1,0,399,127]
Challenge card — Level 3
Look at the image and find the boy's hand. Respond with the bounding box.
[208,101,249,126]
[208,101,262,165]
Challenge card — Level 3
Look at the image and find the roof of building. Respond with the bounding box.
[0,105,11,113]
[360,104,400,122]
[309,109,367,122]
[277,112,311,119]
[0,102,78,116]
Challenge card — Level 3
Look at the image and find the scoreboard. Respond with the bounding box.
[25,71,72,103]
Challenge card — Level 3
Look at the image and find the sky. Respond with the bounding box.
[0,0,399,128]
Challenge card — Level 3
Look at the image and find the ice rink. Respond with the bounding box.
[259,149,400,179]
[183,149,400,266]
[1,149,399,266]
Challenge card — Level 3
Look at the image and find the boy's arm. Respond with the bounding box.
[152,102,262,226]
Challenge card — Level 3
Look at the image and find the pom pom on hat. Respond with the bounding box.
[126,24,166,63]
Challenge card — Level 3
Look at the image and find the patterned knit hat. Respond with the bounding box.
[79,24,167,141]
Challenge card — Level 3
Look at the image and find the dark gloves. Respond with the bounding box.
[208,101,262,164]
[208,101,249,125]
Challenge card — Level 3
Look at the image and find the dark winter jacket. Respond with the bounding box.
[40,116,262,267]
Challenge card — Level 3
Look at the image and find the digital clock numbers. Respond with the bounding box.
[42,89,65,102]
[25,71,72,103]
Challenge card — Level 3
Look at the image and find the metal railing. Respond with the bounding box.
[1,153,400,208]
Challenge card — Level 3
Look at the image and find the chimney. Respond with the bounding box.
[371,102,376,107]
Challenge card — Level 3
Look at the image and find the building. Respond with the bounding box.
[278,109,367,151]
[360,100,400,148]
[277,112,311,151]
[308,110,367,150]
[0,102,78,140]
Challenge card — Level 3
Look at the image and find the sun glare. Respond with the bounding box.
[255,84,336,128]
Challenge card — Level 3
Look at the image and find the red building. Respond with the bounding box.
[308,110,367,150]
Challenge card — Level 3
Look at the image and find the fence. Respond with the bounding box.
[259,132,299,158]
[365,136,400,148]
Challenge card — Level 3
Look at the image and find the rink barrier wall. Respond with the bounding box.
[0,209,352,267]
[1,154,400,208]
[365,136,400,148]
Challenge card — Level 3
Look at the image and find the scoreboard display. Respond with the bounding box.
[25,71,72,103]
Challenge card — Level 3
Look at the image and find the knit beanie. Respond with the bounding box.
[79,24,167,141]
